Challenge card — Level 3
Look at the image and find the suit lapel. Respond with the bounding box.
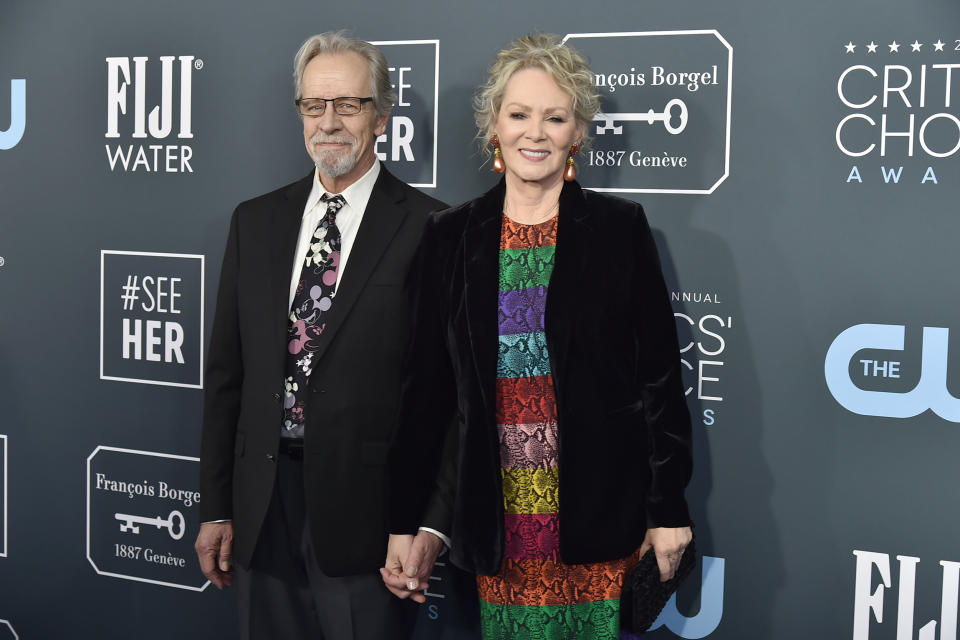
[544,180,592,392]
[307,167,409,364]
[270,170,315,372]
[463,179,505,417]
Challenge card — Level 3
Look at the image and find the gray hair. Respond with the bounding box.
[293,31,396,117]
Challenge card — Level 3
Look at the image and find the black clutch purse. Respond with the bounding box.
[620,537,697,633]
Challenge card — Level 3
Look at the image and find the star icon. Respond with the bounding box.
[889,41,900,53]
[911,40,922,52]
[934,40,945,51]
[867,41,878,53]
[844,41,856,53]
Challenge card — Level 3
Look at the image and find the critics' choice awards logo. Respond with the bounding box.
[561,31,732,194]
[837,38,960,185]
[853,550,960,640]
[825,324,959,422]
[100,251,204,388]
[105,55,201,173]
[673,291,732,428]
[1,78,25,150]
[417,546,450,624]
[370,40,439,188]
[87,446,207,591]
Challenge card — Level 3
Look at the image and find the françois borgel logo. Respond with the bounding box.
[87,446,207,591]
[100,251,204,388]
[562,31,732,195]
[0,620,16,640]
[105,55,201,173]
[1,78,25,150]
[836,38,960,186]
[825,324,959,422]
[853,549,960,640]
[370,40,439,188]
[672,291,732,428]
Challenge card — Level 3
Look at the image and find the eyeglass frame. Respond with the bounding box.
[295,96,375,117]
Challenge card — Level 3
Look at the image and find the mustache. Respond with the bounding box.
[311,134,356,146]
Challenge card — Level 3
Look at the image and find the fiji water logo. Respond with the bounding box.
[105,56,200,172]
[853,549,960,640]
[825,324,959,422]
[0,79,25,150]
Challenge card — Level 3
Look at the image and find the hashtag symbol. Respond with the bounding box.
[121,275,140,310]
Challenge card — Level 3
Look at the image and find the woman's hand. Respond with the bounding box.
[639,526,693,582]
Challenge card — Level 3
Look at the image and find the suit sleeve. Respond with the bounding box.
[632,204,693,528]
[417,410,459,537]
[199,208,243,523]
[386,213,458,535]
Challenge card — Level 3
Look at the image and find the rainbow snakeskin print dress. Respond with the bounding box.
[476,213,641,639]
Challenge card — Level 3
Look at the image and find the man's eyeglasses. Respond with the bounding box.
[296,97,374,117]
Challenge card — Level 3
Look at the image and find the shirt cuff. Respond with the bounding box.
[202,519,231,524]
[418,526,451,548]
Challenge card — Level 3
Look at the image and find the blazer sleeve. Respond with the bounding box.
[386,212,458,534]
[632,204,693,528]
[199,207,243,523]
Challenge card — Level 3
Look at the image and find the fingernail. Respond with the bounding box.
[407,580,418,590]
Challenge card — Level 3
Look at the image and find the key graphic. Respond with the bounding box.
[115,510,186,540]
[594,98,689,135]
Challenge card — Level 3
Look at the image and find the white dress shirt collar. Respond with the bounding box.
[303,160,381,219]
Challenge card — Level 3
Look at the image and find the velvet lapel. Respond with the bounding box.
[463,179,506,417]
[305,167,409,365]
[270,171,315,374]
[544,180,592,393]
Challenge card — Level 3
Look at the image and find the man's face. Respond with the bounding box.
[300,52,389,189]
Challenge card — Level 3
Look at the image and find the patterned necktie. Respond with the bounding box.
[281,193,345,438]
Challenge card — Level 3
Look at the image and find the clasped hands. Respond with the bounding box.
[380,531,445,603]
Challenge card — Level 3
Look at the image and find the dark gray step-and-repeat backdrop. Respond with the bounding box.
[1,0,958,637]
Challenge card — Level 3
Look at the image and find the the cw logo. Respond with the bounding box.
[1,79,25,150]
[825,324,958,422]
[624,556,725,639]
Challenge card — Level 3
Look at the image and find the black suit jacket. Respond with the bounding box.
[387,178,692,576]
[200,165,448,576]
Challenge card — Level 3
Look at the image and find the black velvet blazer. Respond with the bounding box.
[387,178,692,576]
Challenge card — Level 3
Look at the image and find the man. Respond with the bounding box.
[195,32,449,640]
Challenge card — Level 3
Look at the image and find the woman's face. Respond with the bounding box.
[494,67,582,187]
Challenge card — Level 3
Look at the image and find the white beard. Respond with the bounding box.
[310,135,358,178]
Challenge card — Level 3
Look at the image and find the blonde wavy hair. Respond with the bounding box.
[473,33,600,162]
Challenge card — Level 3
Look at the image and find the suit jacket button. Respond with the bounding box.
[266,454,276,462]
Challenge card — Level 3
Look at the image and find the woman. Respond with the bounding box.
[386,34,693,638]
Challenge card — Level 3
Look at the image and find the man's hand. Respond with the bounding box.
[195,521,234,589]
[639,526,693,582]
[381,534,415,600]
[380,530,445,604]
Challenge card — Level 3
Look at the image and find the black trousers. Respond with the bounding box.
[235,452,416,640]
